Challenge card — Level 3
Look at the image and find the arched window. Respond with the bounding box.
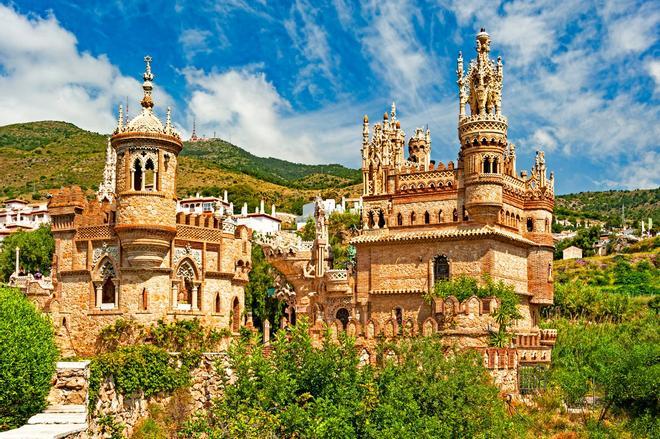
[452,208,458,222]
[133,159,143,191]
[483,157,491,173]
[397,213,403,226]
[394,307,403,327]
[367,211,375,228]
[232,297,240,332]
[424,211,430,224]
[177,260,196,307]
[492,158,499,174]
[433,255,450,283]
[410,212,416,224]
[215,294,221,313]
[506,211,510,225]
[102,276,115,305]
[144,158,156,191]
[527,217,534,232]
[336,308,350,330]
[377,210,386,228]
[438,210,443,223]
[142,288,148,311]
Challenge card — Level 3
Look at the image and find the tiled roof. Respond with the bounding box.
[350,225,536,245]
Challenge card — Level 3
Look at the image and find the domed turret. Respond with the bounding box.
[111,56,182,268]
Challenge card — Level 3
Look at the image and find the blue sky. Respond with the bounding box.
[0,0,658,194]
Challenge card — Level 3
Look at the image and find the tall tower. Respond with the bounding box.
[112,56,182,267]
[457,29,507,224]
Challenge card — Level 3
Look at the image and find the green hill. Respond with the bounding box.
[0,121,360,214]
[555,188,660,227]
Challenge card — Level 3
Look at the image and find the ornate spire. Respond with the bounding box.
[115,104,123,133]
[141,55,154,110]
[390,101,397,120]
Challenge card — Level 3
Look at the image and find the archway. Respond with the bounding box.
[336,308,349,330]
[102,276,115,305]
[133,159,143,191]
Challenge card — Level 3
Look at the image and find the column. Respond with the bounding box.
[96,284,102,308]
[14,247,19,276]
[172,283,178,309]
[113,281,119,308]
[263,319,270,344]
[192,285,199,310]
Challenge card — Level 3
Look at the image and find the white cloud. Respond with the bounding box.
[179,28,213,60]
[359,0,438,106]
[0,5,172,133]
[284,0,338,96]
[605,5,660,55]
[648,59,660,93]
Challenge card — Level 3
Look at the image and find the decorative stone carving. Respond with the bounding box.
[173,243,202,269]
[92,242,119,266]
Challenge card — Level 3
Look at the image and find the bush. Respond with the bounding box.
[0,287,58,429]
[190,319,511,438]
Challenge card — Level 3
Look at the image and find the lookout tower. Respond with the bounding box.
[112,56,182,268]
[457,29,507,224]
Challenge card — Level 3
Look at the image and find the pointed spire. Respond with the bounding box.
[391,101,397,119]
[116,104,124,133]
[165,106,172,132]
[141,55,154,110]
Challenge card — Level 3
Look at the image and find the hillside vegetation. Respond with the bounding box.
[0,121,359,214]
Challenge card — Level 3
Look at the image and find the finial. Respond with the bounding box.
[391,101,396,118]
[363,114,368,124]
[383,112,388,121]
[116,104,123,132]
[165,106,172,131]
[141,55,154,110]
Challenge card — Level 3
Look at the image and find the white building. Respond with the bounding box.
[234,200,281,235]
[296,196,362,229]
[562,245,583,260]
[177,191,234,216]
[0,199,50,241]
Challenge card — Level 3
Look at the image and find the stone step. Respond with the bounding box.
[0,423,87,439]
[43,404,87,414]
[28,412,87,425]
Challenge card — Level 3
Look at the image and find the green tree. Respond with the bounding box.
[0,287,58,430]
[297,217,316,241]
[0,225,54,281]
[244,245,285,331]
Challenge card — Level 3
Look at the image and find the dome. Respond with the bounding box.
[126,108,164,133]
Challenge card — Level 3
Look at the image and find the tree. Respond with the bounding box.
[244,245,285,331]
[0,287,58,430]
[0,225,54,281]
[297,217,316,241]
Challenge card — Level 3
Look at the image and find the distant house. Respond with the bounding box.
[0,199,50,241]
[562,246,583,260]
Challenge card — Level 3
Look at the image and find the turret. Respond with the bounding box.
[408,127,431,170]
[112,56,182,268]
[458,29,507,224]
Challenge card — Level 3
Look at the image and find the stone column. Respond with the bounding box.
[263,319,270,344]
[192,285,199,310]
[172,284,178,309]
[95,284,102,308]
[14,247,19,276]
[113,280,118,308]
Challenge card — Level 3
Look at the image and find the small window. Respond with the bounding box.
[438,210,443,223]
[410,212,416,224]
[395,307,403,327]
[144,159,156,191]
[397,213,403,226]
[424,211,430,224]
[492,158,499,174]
[433,255,450,282]
[483,157,491,173]
[378,210,386,228]
[215,294,221,313]
[463,207,469,221]
[133,159,143,191]
[527,218,534,232]
[453,209,458,222]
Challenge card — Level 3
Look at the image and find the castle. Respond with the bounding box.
[257,30,557,392]
[41,58,252,356]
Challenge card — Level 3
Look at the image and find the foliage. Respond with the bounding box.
[132,390,194,439]
[555,187,660,228]
[0,224,54,281]
[97,414,125,439]
[89,345,196,406]
[427,275,521,346]
[328,211,360,269]
[297,216,316,241]
[187,319,511,438]
[96,318,226,354]
[0,286,58,430]
[553,252,659,297]
[244,245,285,332]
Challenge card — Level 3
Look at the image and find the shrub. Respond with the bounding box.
[0,225,55,281]
[0,287,58,430]
[89,345,196,406]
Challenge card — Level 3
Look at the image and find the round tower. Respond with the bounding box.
[112,56,182,267]
[457,29,507,224]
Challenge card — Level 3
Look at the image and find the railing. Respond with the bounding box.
[325,269,348,281]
